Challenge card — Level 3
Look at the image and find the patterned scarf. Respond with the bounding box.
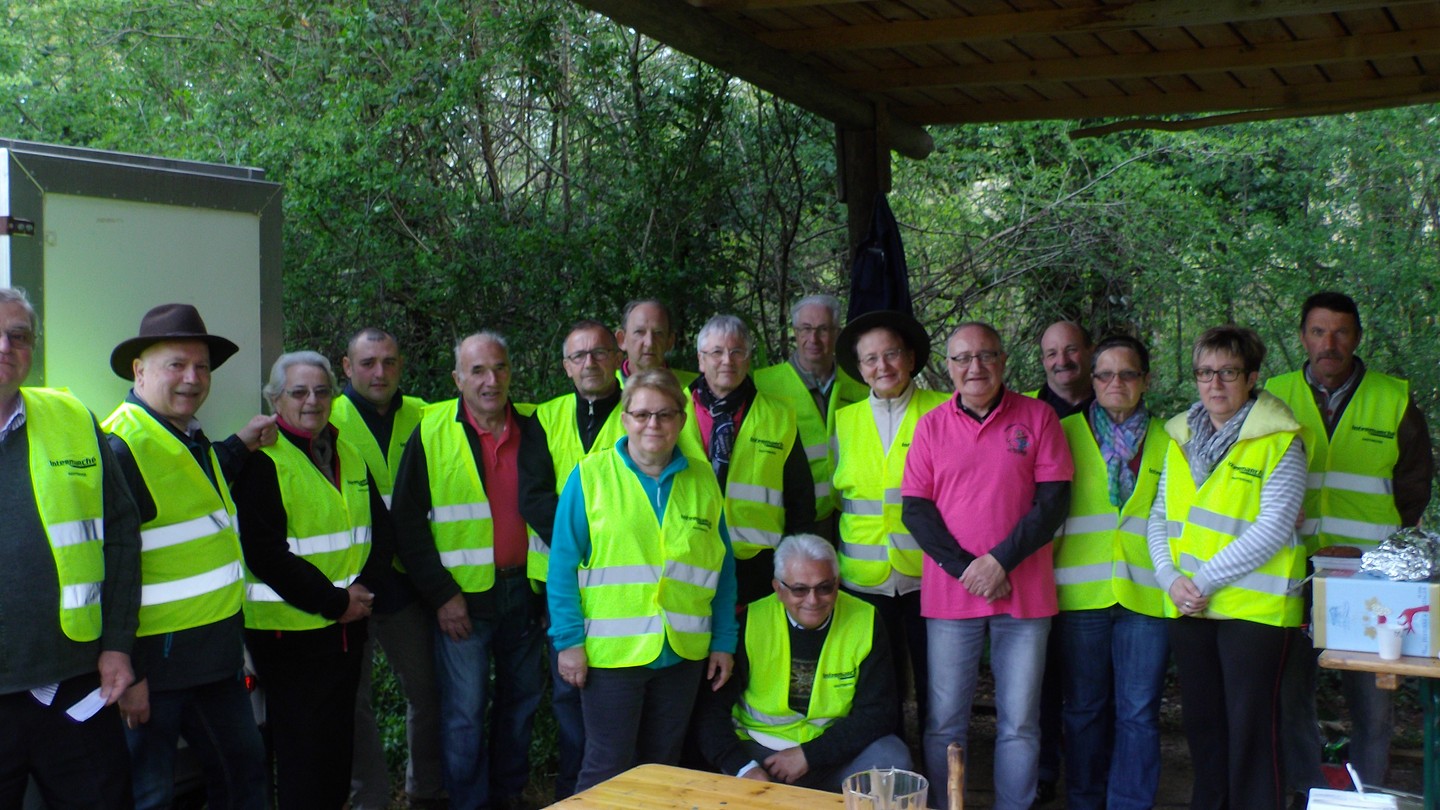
[1090,400,1149,507]
[1183,395,1257,486]
[692,374,755,488]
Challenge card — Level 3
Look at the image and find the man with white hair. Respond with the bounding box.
[390,332,544,810]
[755,295,868,539]
[0,287,142,808]
[695,534,910,791]
[680,314,816,605]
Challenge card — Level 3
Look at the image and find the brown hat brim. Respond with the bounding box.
[110,335,240,381]
[837,310,932,383]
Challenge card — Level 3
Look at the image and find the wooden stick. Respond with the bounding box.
[947,743,964,810]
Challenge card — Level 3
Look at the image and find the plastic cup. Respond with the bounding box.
[843,768,929,810]
[1377,625,1403,660]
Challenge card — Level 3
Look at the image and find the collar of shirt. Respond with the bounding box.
[789,355,836,397]
[1304,356,1365,400]
[956,388,1005,422]
[783,609,834,632]
[615,435,690,482]
[0,392,25,443]
[342,383,405,420]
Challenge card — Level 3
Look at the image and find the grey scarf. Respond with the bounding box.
[1183,396,1257,486]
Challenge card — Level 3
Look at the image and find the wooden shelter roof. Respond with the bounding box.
[573,1,1440,158]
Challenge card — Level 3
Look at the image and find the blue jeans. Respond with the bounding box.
[434,574,545,810]
[548,638,586,800]
[126,675,267,810]
[924,614,1049,810]
[1056,606,1169,810]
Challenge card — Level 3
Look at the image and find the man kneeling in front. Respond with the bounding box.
[695,534,912,791]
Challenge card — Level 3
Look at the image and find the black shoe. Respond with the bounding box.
[1032,778,1057,808]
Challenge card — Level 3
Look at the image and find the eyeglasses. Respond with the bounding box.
[1093,370,1144,384]
[564,348,615,364]
[859,349,907,369]
[1193,367,1245,383]
[779,579,838,598]
[1,328,35,349]
[949,350,1002,367]
[285,386,334,401]
[701,348,750,362]
[795,324,836,337]
[625,408,680,425]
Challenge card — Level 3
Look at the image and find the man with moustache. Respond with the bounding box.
[1267,292,1432,795]
[330,327,444,810]
[615,299,698,387]
[517,319,624,800]
[903,322,1073,810]
[1030,321,1094,419]
[1026,319,1094,802]
[104,303,275,810]
[754,295,868,539]
[391,332,544,810]
[0,287,141,809]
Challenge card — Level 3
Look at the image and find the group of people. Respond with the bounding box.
[0,285,1428,810]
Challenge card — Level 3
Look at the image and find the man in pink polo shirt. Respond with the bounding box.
[902,321,1074,810]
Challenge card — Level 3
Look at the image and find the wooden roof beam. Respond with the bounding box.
[571,0,935,158]
[833,27,1440,90]
[757,0,1435,52]
[896,73,1440,123]
[1070,90,1440,137]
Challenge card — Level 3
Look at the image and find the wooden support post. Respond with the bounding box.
[836,105,893,259]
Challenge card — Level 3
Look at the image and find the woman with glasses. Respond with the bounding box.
[1052,336,1170,810]
[234,351,394,809]
[547,368,738,792]
[1146,326,1306,810]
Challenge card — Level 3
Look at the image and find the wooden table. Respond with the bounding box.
[549,763,847,809]
[1319,649,1440,810]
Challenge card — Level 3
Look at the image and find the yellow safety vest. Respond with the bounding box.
[418,400,498,594]
[23,388,106,642]
[832,389,949,586]
[679,390,796,559]
[577,448,725,667]
[753,363,867,521]
[329,394,427,504]
[733,593,873,749]
[1054,412,1168,616]
[1265,371,1406,553]
[532,393,626,580]
[1161,393,1305,627]
[103,403,243,636]
[243,435,373,630]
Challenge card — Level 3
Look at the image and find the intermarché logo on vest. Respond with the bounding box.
[1226,461,1263,482]
[1350,424,1396,443]
[681,514,714,532]
[749,436,784,454]
[49,456,98,472]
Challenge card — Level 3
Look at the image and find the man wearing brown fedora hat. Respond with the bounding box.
[0,287,142,809]
[102,302,275,810]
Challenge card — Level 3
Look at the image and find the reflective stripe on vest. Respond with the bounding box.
[103,402,244,635]
[577,449,725,667]
[24,388,106,642]
[733,593,873,749]
[242,436,372,630]
[753,363,867,522]
[1054,413,1169,616]
[419,401,497,594]
[1161,409,1304,627]
[832,390,950,587]
[534,394,627,580]
[1266,371,1405,553]
[679,391,796,560]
